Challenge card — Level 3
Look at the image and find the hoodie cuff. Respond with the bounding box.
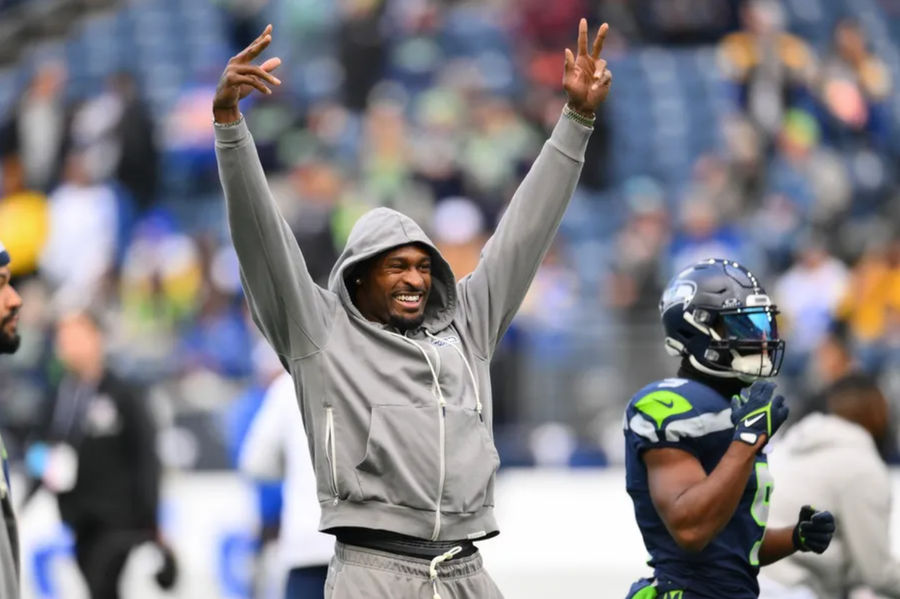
[549,108,593,162]
[214,115,250,146]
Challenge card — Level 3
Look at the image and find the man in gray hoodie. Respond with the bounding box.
[0,240,23,598]
[212,19,612,599]
[760,374,900,599]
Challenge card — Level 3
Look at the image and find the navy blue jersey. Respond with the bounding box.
[623,377,773,598]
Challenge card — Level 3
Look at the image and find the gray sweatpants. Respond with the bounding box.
[325,542,505,599]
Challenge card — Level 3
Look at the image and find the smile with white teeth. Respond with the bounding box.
[395,293,423,306]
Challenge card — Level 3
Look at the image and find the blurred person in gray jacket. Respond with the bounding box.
[0,240,24,598]
[760,374,900,599]
[212,19,611,599]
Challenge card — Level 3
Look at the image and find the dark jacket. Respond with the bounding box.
[49,371,159,533]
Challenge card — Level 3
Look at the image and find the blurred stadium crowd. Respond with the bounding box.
[0,0,899,492]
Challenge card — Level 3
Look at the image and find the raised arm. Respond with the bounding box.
[457,19,612,356]
[213,26,333,359]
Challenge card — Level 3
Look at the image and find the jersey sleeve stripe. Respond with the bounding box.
[663,408,733,442]
[628,414,659,443]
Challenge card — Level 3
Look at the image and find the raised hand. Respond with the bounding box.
[730,380,789,447]
[213,24,283,123]
[564,19,612,118]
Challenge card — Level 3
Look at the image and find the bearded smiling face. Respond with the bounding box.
[0,262,22,355]
[353,244,433,332]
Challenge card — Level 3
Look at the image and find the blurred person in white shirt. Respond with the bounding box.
[239,372,332,599]
[760,374,900,599]
[39,151,118,303]
[774,239,848,363]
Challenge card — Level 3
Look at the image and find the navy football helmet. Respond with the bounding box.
[659,258,785,380]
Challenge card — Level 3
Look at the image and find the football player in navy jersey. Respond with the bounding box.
[623,258,836,599]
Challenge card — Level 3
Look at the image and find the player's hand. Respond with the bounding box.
[213,24,282,123]
[730,381,789,446]
[563,19,613,118]
[792,505,835,553]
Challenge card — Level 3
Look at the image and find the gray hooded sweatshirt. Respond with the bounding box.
[215,111,592,542]
[762,413,900,599]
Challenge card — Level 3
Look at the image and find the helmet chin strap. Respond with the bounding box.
[687,354,740,379]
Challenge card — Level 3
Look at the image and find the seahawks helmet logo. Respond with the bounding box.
[659,281,697,313]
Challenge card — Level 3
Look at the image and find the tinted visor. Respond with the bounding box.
[720,307,779,342]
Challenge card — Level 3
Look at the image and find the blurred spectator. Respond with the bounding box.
[762,374,900,599]
[0,60,70,192]
[633,0,739,44]
[179,242,253,380]
[162,84,220,197]
[836,238,900,371]
[240,371,332,599]
[747,192,803,272]
[818,18,892,148]
[38,152,119,305]
[608,176,670,314]
[116,216,202,377]
[215,0,271,52]
[338,0,387,112]
[718,0,816,140]
[774,238,849,360]
[0,157,48,277]
[225,340,285,599]
[667,192,746,274]
[766,109,850,225]
[28,310,174,598]
[431,196,487,279]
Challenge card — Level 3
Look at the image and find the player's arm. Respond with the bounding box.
[757,526,795,565]
[213,25,332,360]
[457,19,611,356]
[645,440,762,552]
[646,381,789,552]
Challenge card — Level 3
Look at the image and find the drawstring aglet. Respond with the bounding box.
[429,545,462,599]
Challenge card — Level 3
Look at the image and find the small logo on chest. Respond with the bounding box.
[429,335,460,347]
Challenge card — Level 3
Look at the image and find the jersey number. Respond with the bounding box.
[749,461,774,566]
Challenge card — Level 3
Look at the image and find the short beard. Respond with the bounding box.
[0,331,20,354]
[389,312,426,332]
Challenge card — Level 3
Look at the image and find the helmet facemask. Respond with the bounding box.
[683,303,785,381]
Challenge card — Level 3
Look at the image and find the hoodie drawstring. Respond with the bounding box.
[424,331,482,416]
[390,331,446,407]
[429,545,462,599]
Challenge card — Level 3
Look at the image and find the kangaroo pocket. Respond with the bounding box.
[355,405,441,512]
[441,405,500,513]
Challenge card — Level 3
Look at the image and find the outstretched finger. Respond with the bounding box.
[591,23,609,59]
[577,18,588,57]
[260,57,282,73]
[564,48,575,76]
[233,63,281,85]
[235,25,273,62]
[231,74,272,95]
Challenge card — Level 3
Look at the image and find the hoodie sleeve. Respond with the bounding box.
[838,462,900,597]
[215,118,333,358]
[457,111,591,356]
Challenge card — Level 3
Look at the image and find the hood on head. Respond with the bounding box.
[327,207,457,331]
